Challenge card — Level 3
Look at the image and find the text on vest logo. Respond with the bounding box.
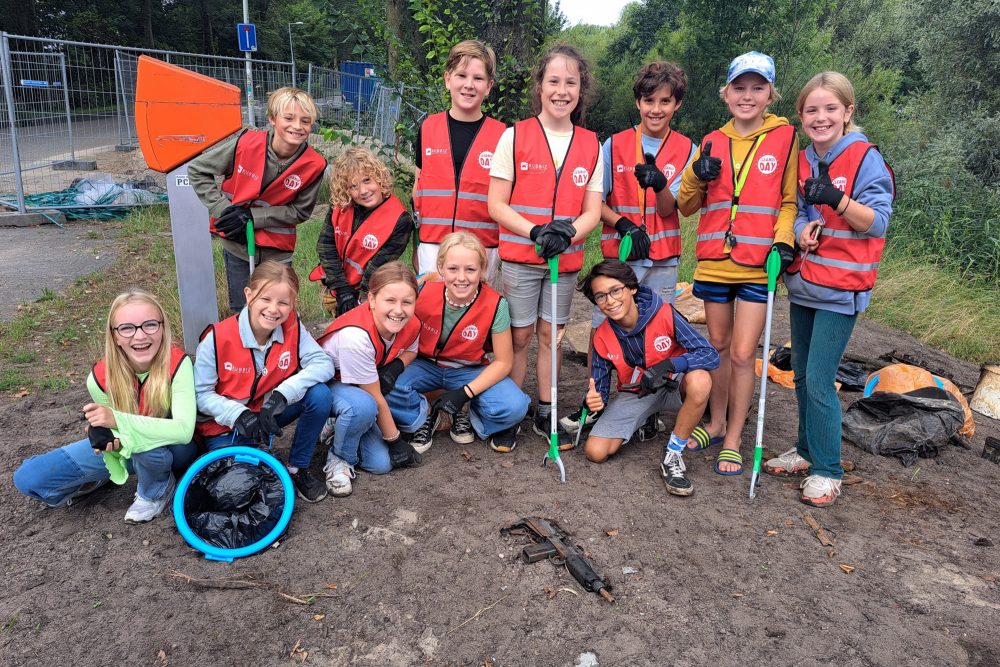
[519,161,548,172]
[277,351,292,370]
[572,167,590,187]
[615,164,634,173]
[653,335,673,353]
[362,234,380,250]
[757,154,778,175]
[832,176,848,192]
[283,174,302,190]
[425,147,447,156]
[223,361,253,374]
[478,151,493,169]
[236,164,260,181]
[461,324,479,341]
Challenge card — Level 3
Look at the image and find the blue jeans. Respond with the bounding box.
[203,382,332,469]
[387,358,531,438]
[326,381,392,474]
[14,438,197,507]
[789,302,858,479]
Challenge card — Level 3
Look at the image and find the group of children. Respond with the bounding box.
[13,39,893,523]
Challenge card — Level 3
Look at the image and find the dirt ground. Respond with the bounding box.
[2,291,999,667]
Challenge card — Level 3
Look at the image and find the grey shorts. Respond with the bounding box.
[591,262,679,327]
[501,260,577,327]
[589,383,683,445]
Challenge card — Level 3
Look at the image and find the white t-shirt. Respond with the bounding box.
[491,125,603,193]
[321,327,418,385]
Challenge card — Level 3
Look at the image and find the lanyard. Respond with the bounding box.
[723,133,768,253]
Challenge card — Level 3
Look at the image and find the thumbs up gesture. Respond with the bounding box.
[585,377,605,413]
[803,160,845,209]
[634,152,668,192]
[692,141,722,182]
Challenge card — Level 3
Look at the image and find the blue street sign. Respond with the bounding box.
[237,23,257,52]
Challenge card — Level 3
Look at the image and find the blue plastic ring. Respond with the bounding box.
[172,446,294,562]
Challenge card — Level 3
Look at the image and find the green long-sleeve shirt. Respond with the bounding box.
[88,357,197,484]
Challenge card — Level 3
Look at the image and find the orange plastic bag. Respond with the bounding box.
[864,364,975,438]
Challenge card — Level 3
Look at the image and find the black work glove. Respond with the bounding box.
[614,217,652,261]
[635,153,668,192]
[534,227,572,259]
[431,387,471,416]
[387,440,422,468]
[335,288,359,317]
[692,141,722,182]
[215,204,252,241]
[770,242,796,276]
[259,390,287,438]
[802,160,845,210]
[547,218,577,241]
[88,425,115,451]
[378,358,405,395]
[234,409,266,444]
[638,358,679,397]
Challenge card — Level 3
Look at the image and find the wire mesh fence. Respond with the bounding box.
[0,33,428,216]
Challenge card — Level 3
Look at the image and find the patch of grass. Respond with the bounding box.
[0,368,30,392]
[8,350,38,364]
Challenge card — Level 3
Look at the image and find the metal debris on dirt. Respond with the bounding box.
[802,513,836,547]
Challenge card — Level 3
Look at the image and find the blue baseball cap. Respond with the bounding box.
[726,51,776,84]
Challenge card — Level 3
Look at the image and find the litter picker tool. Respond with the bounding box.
[573,407,589,451]
[749,247,782,498]
[541,254,566,482]
[247,220,257,274]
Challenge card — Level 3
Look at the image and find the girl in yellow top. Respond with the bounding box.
[677,51,799,475]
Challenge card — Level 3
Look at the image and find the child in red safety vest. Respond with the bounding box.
[677,51,800,476]
[487,43,603,450]
[14,290,197,524]
[194,261,335,503]
[763,71,894,507]
[566,61,697,440]
[412,40,506,286]
[579,261,719,496]
[385,232,531,454]
[317,261,424,497]
[312,147,414,316]
[189,87,328,314]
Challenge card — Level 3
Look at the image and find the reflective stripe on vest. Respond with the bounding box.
[592,301,685,393]
[213,129,327,252]
[414,113,505,247]
[332,194,407,289]
[694,125,795,267]
[500,118,599,273]
[415,281,500,366]
[603,127,691,261]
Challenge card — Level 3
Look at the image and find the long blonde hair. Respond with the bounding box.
[796,71,861,134]
[103,290,173,417]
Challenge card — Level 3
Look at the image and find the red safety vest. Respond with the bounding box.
[195,314,302,437]
[211,129,327,252]
[308,194,406,288]
[499,118,600,273]
[592,301,686,393]
[415,281,501,366]
[317,302,420,371]
[415,112,506,247]
[92,345,187,416]
[603,127,692,261]
[787,143,895,291]
[695,125,795,267]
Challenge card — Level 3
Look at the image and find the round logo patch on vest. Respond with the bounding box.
[653,335,673,353]
[663,164,676,180]
[572,167,590,187]
[278,351,292,370]
[757,154,778,175]
[833,176,848,192]
[478,151,493,169]
[362,234,380,250]
[283,174,302,191]
[461,324,479,341]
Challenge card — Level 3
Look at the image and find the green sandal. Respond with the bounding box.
[714,448,744,476]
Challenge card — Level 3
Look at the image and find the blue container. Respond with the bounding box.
[340,61,380,111]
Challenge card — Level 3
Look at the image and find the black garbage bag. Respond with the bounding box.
[842,387,965,467]
[770,345,792,371]
[835,361,867,392]
[183,456,286,550]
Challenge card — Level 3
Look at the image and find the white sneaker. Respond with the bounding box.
[124,474,175,524]
[319,418,336,447]
[764,448,810,477]
[800,475,842,507]
[323,454,356,497]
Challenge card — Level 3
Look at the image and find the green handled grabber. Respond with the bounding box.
[246,219,257,274]
[749,247,782,498]
[540,253,566,483]
[618,230,633,263]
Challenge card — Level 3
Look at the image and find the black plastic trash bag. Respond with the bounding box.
[183,456,286,550]
[842,387,965,467]
[835,361,867,392]
[770,345,792,371]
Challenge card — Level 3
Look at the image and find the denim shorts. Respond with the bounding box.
[692,280,768,304]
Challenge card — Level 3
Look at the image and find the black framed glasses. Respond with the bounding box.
[112,320,163,337]
[594,285,627,305]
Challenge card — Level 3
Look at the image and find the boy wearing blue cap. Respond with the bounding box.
[676,51,799,476]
